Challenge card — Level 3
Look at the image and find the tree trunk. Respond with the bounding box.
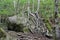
[53,0,59,40]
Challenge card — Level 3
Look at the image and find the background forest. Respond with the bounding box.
[0,0,60,40]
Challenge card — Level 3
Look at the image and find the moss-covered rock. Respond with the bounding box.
[7,23,26,32]
[7,15,28,32]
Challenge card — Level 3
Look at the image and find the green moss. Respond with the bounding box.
[44,19,52,32]
[23,27,29,33]
[0,28,6,38]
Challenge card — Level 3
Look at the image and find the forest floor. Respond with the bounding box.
[7,31,53,40]
[0,24,53,40]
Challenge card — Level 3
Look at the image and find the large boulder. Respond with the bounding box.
[7,15,28,24]
[7,15,28,32]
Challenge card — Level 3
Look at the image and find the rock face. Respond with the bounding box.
[7,15,28,32]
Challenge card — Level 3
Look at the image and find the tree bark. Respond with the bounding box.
[53,0,59,40]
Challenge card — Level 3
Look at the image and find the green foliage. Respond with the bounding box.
[45,19,52,32]
[0,0,55,17]
[0,0,14,15]
[0,0,59,33]
[0,28,6,38]
[40,0,54,18]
